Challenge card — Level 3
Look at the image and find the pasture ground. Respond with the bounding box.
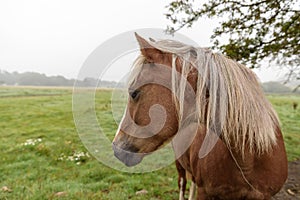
[0,86,299,199]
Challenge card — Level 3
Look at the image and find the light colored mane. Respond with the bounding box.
[129,39,279,155]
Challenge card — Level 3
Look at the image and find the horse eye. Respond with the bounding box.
[129,90,140,100]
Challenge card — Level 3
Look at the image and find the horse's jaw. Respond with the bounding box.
[112,143,144,167]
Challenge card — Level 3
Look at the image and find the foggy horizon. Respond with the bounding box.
[0,0,289,83]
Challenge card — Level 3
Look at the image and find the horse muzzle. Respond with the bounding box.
[112,142,144,167]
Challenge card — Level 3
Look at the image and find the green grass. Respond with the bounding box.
[0,87,299,199]
[267,94,300,161]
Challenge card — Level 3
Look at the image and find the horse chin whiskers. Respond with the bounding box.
[112,142,145,167]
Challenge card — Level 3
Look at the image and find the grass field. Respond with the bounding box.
[0,86,299,200]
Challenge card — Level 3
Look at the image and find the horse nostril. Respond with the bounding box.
[112,142,119,152]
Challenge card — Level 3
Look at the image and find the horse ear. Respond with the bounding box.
[135,33,162,62]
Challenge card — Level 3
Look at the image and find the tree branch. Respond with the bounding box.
[225,0,269,7]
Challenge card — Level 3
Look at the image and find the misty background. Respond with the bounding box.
[0,0,297,91]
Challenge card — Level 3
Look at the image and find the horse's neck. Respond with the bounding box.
[227,145,255,173]
[200,124,256,169]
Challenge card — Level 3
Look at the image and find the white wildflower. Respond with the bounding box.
[21,138,42,146]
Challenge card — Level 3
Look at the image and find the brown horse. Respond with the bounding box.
[112,33,288,200]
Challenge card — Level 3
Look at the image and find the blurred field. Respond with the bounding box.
[0,86,299,200]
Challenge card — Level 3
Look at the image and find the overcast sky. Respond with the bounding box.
[0,0,285,82]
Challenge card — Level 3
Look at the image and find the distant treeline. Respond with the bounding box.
[0,70,119,88]
[0,70,298,93]
[261,81,299,94]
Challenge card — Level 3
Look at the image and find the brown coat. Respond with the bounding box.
[177,126,288,200]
